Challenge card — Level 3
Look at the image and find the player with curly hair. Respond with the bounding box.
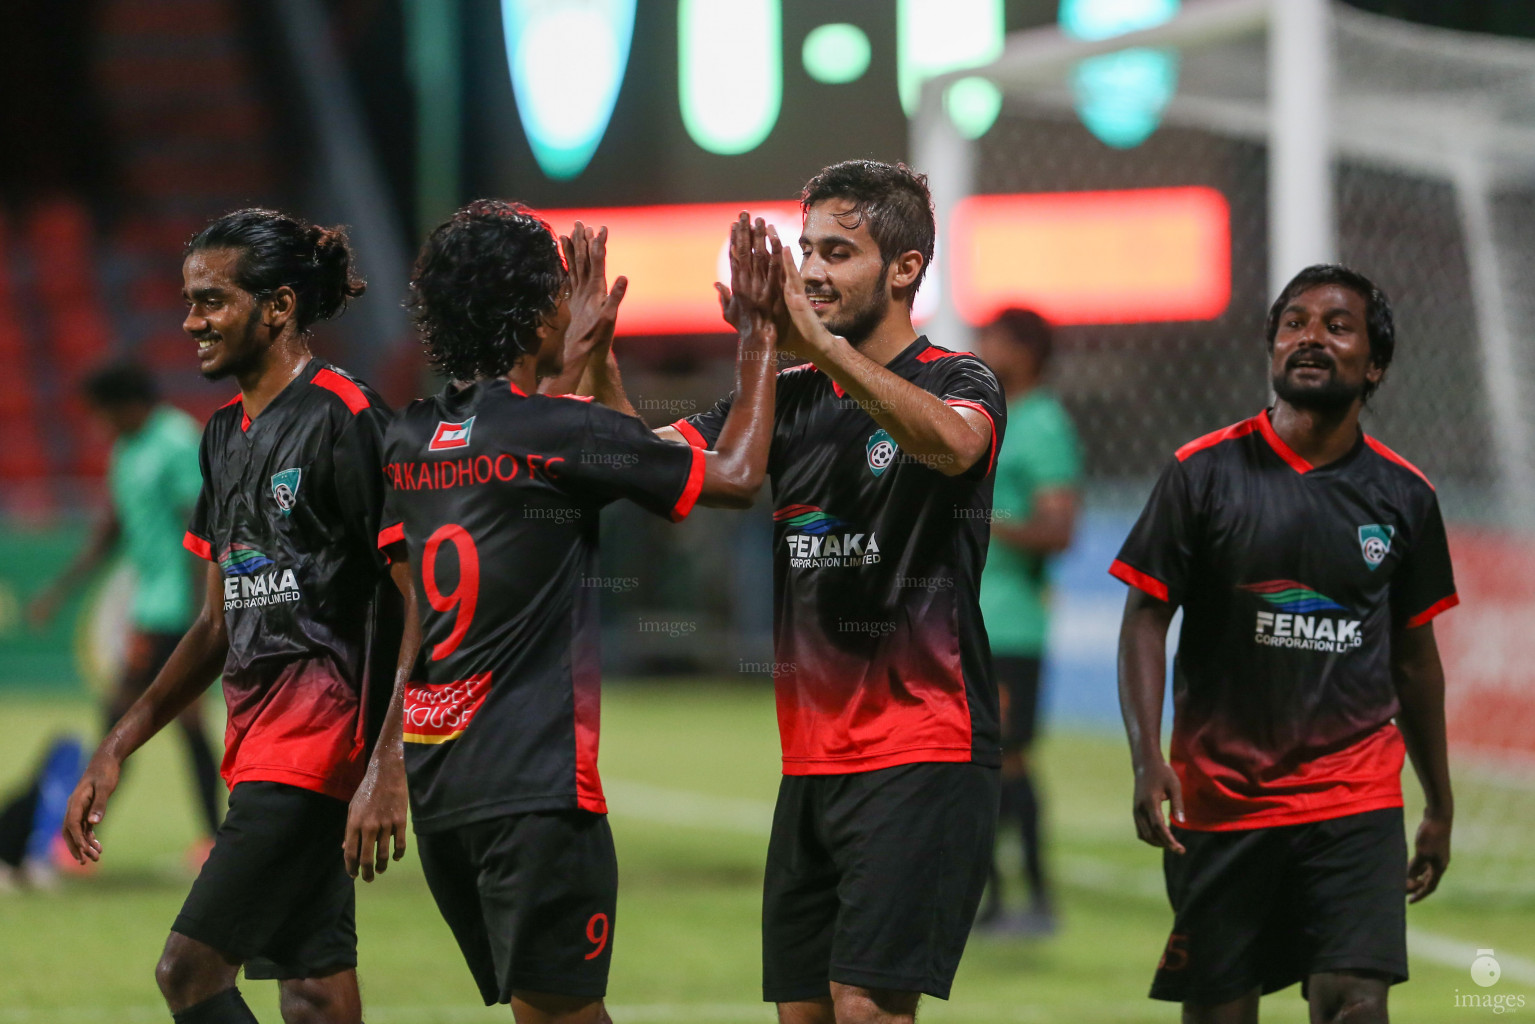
[351,199,781,1024]
[62,209,403,1024]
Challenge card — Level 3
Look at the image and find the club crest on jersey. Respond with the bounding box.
[1358,524,1395,569]
[429,417,476,452]
[866,429,897,477]
[270,468,301,515]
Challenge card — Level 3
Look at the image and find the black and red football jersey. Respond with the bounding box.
[1111,409,1458,830]
[183,359,399,801]
[379,378,704,832]
[673,336,1007,775]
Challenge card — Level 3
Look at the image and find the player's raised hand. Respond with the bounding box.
[560,222,629,363]
[776,239,840,362]
[1132,759,1187,855]
[344,745,410,882]
[1406,812,1450,902]
[715,213,781,337]
[61,755,121,865]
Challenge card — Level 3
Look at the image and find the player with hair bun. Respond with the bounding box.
[63,208,403,1024]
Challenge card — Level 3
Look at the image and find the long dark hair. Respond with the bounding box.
[186,208,366,332]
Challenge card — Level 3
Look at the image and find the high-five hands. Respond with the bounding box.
[776,240,841,364]
[715,212,783,339]
[559,222,628,368]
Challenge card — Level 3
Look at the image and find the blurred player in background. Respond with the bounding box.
[61,209,401,1024]
[353,202,779,1024]
[575,159,1005,1024]
[1113,265,1456,1024]
[974,309,1080,935]
[25,362,222,869]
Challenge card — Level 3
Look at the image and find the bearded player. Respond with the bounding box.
[62,209,402,1024]
[353,201,780,1024]
[568,160,1006,1024]
[1113,265,1456,1024]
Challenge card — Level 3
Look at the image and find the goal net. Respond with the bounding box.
[915,0,1535,896]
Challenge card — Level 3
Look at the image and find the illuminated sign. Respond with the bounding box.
[1060,0,1182,149]
[501,0,635,179]
[540,202,803,335]
[538,188,1229,335]
[898,0,1004,138]
[678,0,782,155]
[948,187,1230,325]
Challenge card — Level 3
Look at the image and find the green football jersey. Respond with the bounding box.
[109,404,204,632]
[980,389,1081,655]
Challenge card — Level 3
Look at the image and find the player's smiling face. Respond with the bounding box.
[182,247,272,381]
[1269,284,1382,413]
[798,200,891,345]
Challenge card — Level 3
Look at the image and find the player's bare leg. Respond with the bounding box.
[777,997,834,1024]
[1307,971,1389,1024]
[1182,989,1259,1024]
[510,991,612,1024]
[832,983,920,1024]
[278,971,363,1024]
[155,931,240,1011]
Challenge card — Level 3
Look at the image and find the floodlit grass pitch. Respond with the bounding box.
[0,683,1528,1023]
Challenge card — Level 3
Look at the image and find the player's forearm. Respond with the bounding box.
[993,506,1077,555]
[97,616,227,765]
[586,348,638,418]
[815,336,986,475]
[371,562,422,773]
[699,322,775,507]
[1394,627,1454,819]
[1118,595,1175,770]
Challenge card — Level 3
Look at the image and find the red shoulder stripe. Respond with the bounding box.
[670,418,708,450]
[1406,592,1458,628]
[915,346,976,363]
[1176,416,1260,462]
[183,532,214,561]
[1109,559,1170,602]
[220,394,242,409]
[1364,436,1435,490]
[312,368,370,414]
[377,522,405,551]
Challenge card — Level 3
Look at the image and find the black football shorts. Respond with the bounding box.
[416,809,618,1003]
[1151,806,1409,1004]
[993,654,1044,752]
[172,780,356,980]
[762,761,999,1002]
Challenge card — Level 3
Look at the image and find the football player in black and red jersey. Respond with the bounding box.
[569,160,1007,1024]
[1113,265,1456,1024]
[61,209,403,1024]
[354,201,780,1024]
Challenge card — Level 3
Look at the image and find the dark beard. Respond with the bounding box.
[199,306,264,381]
[822,290,886,347]
[1271,368,1362,414]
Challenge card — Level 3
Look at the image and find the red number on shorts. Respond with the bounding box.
[585,912,610,960]
[1159,933,1190,972]
[422,524,480,661]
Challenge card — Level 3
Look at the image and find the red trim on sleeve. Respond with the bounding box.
[831,379,846,398]
[1109,559,1170,602]
[183,532,214,561]
[311,368,371,414]
[670,418,708,450]
[670,445,706,521]
[377,522,405,551]
[945,398,998,477]
[1175,416,1259,461]
[1254,409,1315,474]
[1406,592,1459,628]
[508,380,528,397]
[1364,435,1435,490]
